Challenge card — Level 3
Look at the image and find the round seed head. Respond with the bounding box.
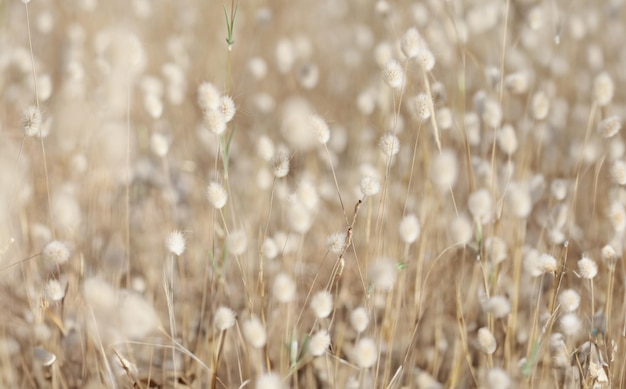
[255,372,283,389]
[382,59,404,89]
[610,160,626,185]
[413,93,432,120]
[597,115,622,138]
[558,289,580,312]
[486,368,511,389]
[166,230,186,256]
[218,95,236,123]
[310,114,330,144]
[22,106,42,137]
[243,317,267,348]
[226,229,248,255]
[482,99,502,128]
[368,259,397,292]
[353,338,377,368]
[197,82,220,111]
[272,273,296,303]
[577,256,598,279]
[416,47,435,71]
[310,290,333,319]
[360,175,380,197]
[560,313,582,337]
[399,214,420,244]
[430,149,458,191]
[379,133,400,157]
[42,241,70,266]
[309,330,331,356]
[203,109,226,135]
[449,216,472,245]
[326,232,347,254]
[477,327,497,354]
[207,181,227,209]
[608,202,626,232]
[468,188,493,224]
[482,295,511,318]
[593,71,614,106]
[504,72,529,94]
[401,27,422,59]
[44,279,65,302]
[214,306,236,330]
[350,307,370,333]
[272,151,290,178]
[531,91,550,120]
[497,124,518,155]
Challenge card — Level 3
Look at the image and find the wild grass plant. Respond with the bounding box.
[1,0,625,388]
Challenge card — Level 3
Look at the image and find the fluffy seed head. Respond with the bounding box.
[214,306,236,330]
[482,295,511,319]
[198,82,220,111]
[559,289,581,312]
[218,95,236,123]
[486,368,511,389]
[550,179,568,200]
[262,237,279,260]
[255,372,282,389]
[204,109,226,135]
[379,133,400,157]
[151,132,170,157]
[531,91,550,120]
[401,27,422,59]
[610,160,626,185]
[369,259,397,292]
[326,232,347,254]
[482,99,502,128]
[430,149,458,191]
[353,338,378,368]
[506,183,532,219]
[310,115,330,144]
[287,203,312,234]
[350,307,370,333]
[44,279,65,301]
[413,93,432,120]
[593,71,614,106]
[477,327,497,354]
[207,181,227,209]
[273,273,296,303]
[272,151,291,178]
[538,253,558,275]
[504,72,529,94]
[310,290,333,319]
[497,124,518,155]
[226,229,248,255]
[597,115,622,138]
[416,47,435,71]
[601,244,619,268]
[560,313,582,337]
[166,230,186,256]
[360,175,381,197]
[382,59,404,89]
[399,214,420,244]
[468,189,493,224]
[42,241,70,266]
[22,106,42,137]
[256,135,275,161]
[309,330,331,356]
[243,317,267,348]
[577,256,598,279]
[449,216,472,245]
[608,202,626,232]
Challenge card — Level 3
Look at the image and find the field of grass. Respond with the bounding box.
[1,0,625,388]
